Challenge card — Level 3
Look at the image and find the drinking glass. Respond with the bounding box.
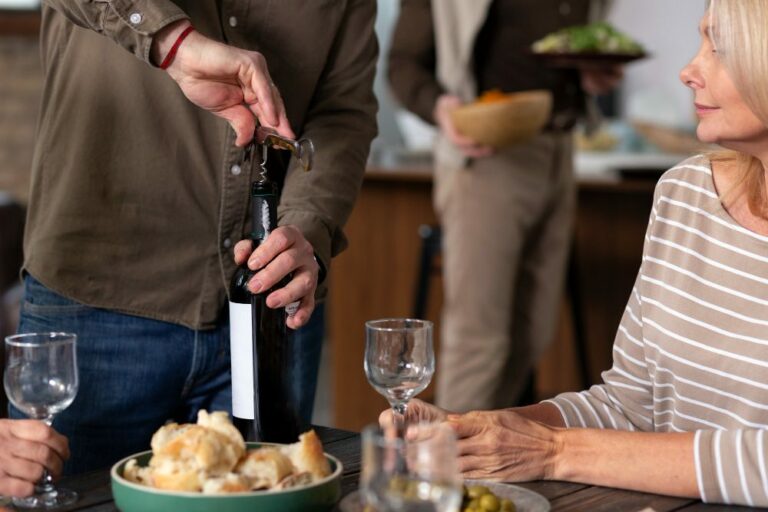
[364,319,434,435]
[4,333,79,509]
[360,422,462,512]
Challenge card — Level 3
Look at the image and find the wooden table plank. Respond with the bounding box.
[515,481,588,501]
[549,485,695,512]
[675,503,768,511]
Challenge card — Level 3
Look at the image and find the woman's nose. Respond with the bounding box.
[680,60,702,90]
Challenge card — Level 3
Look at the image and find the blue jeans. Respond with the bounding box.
[12,275,324,475]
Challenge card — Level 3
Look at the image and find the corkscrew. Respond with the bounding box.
[242,127,315,183]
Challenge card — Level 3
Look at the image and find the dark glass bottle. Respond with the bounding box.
[228,179,305,443]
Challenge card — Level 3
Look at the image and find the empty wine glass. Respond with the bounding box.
[361,422,462,512]
[364,319,434,436]
[4,332,79,509]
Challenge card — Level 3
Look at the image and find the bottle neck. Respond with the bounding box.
[250,180,279,244]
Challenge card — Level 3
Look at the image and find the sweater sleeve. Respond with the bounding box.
[42,0,188,64]
[542,184,666,432]
[542,275,655,432]
[694,429,768,507]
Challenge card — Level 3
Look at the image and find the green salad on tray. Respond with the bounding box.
[532,21,644,54]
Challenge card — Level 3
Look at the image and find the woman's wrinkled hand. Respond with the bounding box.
[378,399,450,429]
[446,409,562,482]
[0,419,70,498]
[233,225,319,329]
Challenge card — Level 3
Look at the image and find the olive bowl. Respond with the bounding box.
[111,442,342,512]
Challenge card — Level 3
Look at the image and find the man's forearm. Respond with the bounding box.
[150,19,191,67]
[553,428,699,498]
[513,402,567,427]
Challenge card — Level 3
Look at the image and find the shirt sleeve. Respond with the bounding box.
[42,0,189,64]
[695,429,768,507]
[543,185,665,432]
[277,0,378,297]
[386,0,444,124]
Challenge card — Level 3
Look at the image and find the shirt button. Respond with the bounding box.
[129,12,143,25]
[228,16,238,28]
[223,238,232,249]
[230,164,242,176]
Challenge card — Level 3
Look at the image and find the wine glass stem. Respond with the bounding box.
[35,416,55,495]
[393,402,407,437]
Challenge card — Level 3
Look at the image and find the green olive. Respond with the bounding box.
[479,493,501,511]
[500,498,516,512]
[467,485,491,499]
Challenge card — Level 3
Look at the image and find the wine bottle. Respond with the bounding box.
[229,179,306,443]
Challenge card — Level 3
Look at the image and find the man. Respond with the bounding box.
[389,0,618,412]
[16,0,377,474]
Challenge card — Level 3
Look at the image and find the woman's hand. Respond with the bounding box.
[447,409,561,482]
[153,20,294,147]
[433,94,494,158]
[233,226,319,329]
[0,419,70,497]
[378,399,450,429]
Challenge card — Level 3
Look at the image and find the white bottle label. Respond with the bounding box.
[229,301,254,419]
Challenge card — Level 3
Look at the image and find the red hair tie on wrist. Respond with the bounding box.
[160,25,195,70]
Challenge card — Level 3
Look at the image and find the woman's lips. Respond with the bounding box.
[695,102,719,115]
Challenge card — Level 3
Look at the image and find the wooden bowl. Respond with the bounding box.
[450,90,553,148]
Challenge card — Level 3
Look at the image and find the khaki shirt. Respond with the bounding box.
[25,0,378,329]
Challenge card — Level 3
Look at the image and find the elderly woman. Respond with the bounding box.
[382,0,768,506]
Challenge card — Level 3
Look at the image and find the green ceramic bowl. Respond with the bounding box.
[111,443,342,512]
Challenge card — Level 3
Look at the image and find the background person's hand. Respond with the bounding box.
[153,20,295,147]
[0,419,70,498]
[580,65,624,95]
[446,409,561,482]
[233,226,319,329]
[433,94,494,159]
[378,398,450,429]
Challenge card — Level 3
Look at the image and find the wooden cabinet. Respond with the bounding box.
[328,166,657,431]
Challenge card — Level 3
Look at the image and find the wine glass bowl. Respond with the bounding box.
[364,319,434,430]
[4,332,79,509]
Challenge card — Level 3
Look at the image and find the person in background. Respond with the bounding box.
[388,0,620,412]
[382,1,768,506]
[0,420,68,498]
[16,0,377,475]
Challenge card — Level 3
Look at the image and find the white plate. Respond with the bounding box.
[339,480,550,512]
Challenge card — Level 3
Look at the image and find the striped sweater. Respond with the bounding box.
[545,155,768,507]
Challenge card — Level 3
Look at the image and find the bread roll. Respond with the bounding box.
[281,430,331,480]
[236,448,294,490]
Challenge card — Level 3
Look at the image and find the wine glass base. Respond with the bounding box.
[12,488,78,509]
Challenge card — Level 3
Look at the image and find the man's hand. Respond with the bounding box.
[152,20,294,147]
[0,420,70,498]
[433,94,494,159]
[233,226,319,329]
[580,65,624,96]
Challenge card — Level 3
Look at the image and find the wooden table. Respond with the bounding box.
[28,426,764,512]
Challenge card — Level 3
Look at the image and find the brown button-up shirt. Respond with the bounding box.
[25,0,378,329]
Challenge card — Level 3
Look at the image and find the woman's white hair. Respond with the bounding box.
[707,0,768,218]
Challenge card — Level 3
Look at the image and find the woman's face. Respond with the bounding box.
[680,15,768,151]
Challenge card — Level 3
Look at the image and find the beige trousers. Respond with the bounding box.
[434,133,575,412]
